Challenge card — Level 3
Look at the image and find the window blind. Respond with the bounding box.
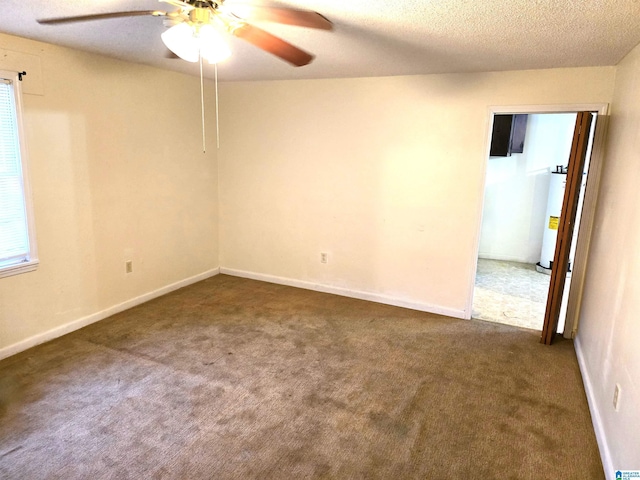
[0,79,30,265]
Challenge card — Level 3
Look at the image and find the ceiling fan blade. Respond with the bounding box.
[37,10,166,25]
[225,5,333,30]
[231,23,314,66]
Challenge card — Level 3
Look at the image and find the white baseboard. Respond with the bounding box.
[574,336,613,480]
[0,268,220,361]
[478,253,537,264]
[220,267,466,319]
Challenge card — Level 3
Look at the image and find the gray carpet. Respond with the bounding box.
[0,275,603,479]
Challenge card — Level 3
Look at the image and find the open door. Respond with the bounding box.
[541,112,593,345]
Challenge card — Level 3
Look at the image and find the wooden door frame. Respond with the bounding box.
[467,103,609,339]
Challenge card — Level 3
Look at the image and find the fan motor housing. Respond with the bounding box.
[190,7,212,24]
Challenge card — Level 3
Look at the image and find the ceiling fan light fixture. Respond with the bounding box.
[198,24,232,64]
[162,23,199,62]
[161,22,231,64]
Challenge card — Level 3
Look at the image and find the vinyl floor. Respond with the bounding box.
[472,259,552,331]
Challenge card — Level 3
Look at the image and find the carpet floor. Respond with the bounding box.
[0,275,603,479]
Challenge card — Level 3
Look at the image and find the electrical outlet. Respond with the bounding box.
[125,260,133,274]
[320,252,328,264]
[613,384,621,411]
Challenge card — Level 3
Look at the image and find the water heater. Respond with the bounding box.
[537,167,567,274]
[537,166,586,274]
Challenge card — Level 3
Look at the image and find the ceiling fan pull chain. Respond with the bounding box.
[199,53,206,153]
[215,63,220,150]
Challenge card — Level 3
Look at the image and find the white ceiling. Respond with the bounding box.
[2,0,640,82]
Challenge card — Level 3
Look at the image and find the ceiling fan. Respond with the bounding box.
[37,0,334,67]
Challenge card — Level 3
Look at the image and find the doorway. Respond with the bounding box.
[469,105,608,339]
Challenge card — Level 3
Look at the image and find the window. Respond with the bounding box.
[0,70,37,278]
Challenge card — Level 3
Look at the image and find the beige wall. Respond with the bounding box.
[0,34,219,354]
[218,68,614,316]
[577,43,640,471]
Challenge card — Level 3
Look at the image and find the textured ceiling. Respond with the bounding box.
[2,0,640,81]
